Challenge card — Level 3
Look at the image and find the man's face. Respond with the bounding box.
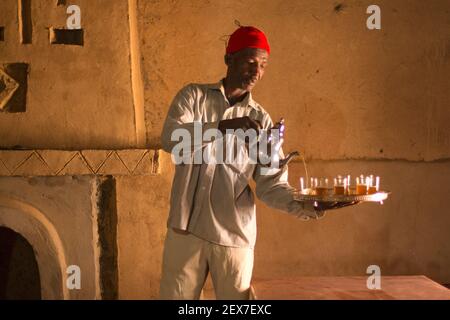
[226,48,269,92]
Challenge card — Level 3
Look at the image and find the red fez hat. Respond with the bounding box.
[226,26,270,55]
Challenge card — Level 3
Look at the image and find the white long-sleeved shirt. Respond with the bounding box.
[161,80,323,248]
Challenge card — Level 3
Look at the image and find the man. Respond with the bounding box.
[159,26,324,300]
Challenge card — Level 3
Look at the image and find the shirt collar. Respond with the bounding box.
[208,79,258,110]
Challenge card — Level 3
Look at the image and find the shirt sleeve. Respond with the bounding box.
[161,84,220,155]
[252,115,325,221]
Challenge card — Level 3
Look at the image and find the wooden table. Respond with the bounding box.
[249,276,450,300]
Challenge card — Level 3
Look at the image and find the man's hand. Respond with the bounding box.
[314,201,359,212]
[218,116,262,133]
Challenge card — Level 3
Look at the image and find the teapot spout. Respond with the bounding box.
[279,151,300,167]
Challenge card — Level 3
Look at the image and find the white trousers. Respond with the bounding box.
[159,228,254,300]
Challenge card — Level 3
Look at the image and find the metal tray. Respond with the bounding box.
[294,189,390,203]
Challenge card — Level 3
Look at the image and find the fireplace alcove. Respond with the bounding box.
[0,175,118,299]
[0,226,41,299]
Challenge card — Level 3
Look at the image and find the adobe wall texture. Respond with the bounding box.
[0,0,136,149]
[138,0,449,160]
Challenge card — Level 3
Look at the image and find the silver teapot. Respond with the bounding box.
[257,118,299,168]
